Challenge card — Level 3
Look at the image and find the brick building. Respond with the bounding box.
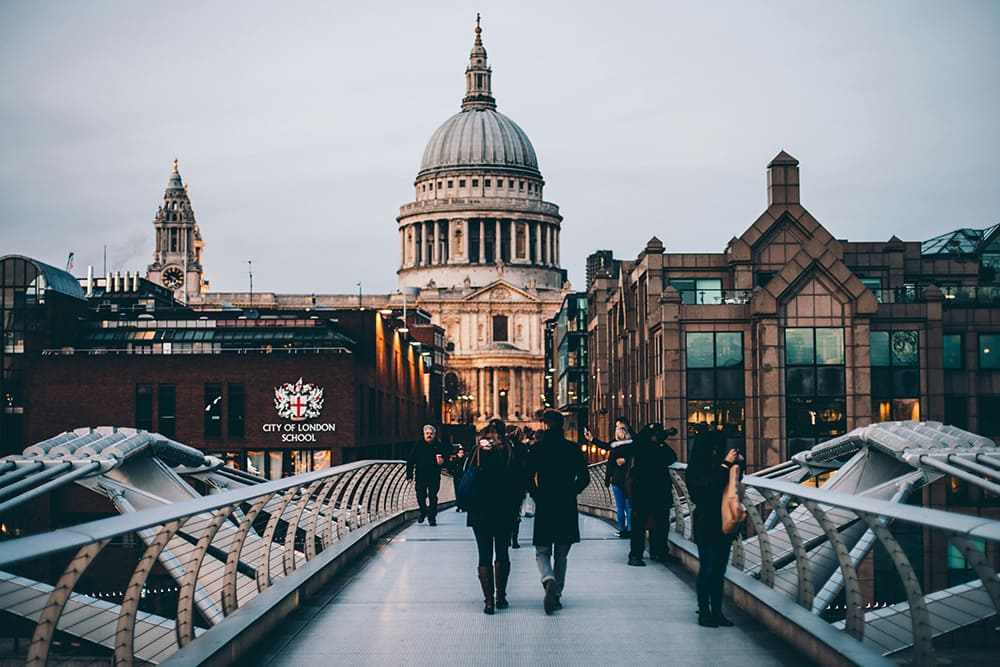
[1,255,436,470]
[587,150,1000,497]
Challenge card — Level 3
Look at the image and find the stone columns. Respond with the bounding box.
[479,219,486,263]
[411,224,419,267]
[510,220,517,261]
[535,222,543,265]
[492,369,499,419]
[432,220,439,264]
[495,219,502,262]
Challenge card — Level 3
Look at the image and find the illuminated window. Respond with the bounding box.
[980,334,1000,369]
[871,330,920,423]
[685,332,745,444]
[785,328,846,455]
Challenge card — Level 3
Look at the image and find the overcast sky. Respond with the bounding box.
[1,1,997,295]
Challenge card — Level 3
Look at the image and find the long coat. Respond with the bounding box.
[687,462,734,545]
[617,437,677,509]
[465,443,522,531]
[528,430,589,546]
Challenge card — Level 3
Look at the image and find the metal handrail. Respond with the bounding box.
[580,459,1000,667]
[0,459,445,666]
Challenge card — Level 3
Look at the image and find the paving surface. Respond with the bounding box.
[241,509,804,667]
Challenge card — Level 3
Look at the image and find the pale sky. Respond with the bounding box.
[1,1,997,295]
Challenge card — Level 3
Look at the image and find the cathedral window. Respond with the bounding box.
[447,180,453,188]
[519,181,524,190]
[508,180,514,188]
[438,181,442,189]
[459,179,466,187]
[472,179,478,187]
[493,315,509,342]
[497,180,503,188]
[485,179,491,187]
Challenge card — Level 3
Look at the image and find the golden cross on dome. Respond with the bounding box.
[172,157,179,173]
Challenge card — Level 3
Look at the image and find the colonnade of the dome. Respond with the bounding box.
[399,217,560,269]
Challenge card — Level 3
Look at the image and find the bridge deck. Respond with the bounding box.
[242,510,803,666]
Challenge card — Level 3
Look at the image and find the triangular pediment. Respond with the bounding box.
[751,239,878,317]
[462,280,540,303]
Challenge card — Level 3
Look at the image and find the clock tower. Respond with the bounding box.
[146,158,208,302]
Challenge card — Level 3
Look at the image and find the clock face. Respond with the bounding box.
[163,267,185,289]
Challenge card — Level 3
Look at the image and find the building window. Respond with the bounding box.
[136,384,153,431]
[228,383,245,438]
[860,277,883,303]
[472,179,478,187]
[871,330,920,422]
[979,396,1000,436]
[980,334,1000,369]
[205,383,223,438]
[686,332,745,443]
[669,278,723,305]
[508,180,514,188]
[497,180,503,188]
[493,314,509,342]
[943,334,963,369]
[459,179,466,187]
[785,328,846,456]
[158,384,176,438]
[944,396,968,429]
[484,179,491,187]
[757,271,775,287]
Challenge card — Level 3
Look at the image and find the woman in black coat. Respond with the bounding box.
[621,423,678,566]
[464,419,521,614]
[686,428,741,627]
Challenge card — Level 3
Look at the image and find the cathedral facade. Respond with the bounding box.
[144,20,570,429]
[394,20,570,425]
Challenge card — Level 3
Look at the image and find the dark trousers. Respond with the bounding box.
[696,541,732,612]
[473,525,511,567]
[416,478,440,519]
[629,503,670,560]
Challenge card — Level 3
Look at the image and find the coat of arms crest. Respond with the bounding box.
[274,377,324,421]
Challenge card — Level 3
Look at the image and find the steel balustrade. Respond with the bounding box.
[0,460,451,666]
[581,460,1000,666]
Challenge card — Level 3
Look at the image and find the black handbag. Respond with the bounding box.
[457,461,485,511]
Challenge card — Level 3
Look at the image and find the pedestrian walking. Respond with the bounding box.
[463,419,522,614]
[527,409,589,614]
[406,424,449,526]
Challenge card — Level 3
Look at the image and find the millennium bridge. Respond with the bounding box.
[0,421,997,665]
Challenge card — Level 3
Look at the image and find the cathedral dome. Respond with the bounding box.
[418,109,539,179]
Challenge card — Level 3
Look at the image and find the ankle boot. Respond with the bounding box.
[494,561,511,609]
[697,600,717,627]
[477,566,495,615]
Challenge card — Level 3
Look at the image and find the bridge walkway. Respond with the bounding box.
[241,509,803,667]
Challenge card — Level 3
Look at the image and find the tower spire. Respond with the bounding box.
[462,15,496,111]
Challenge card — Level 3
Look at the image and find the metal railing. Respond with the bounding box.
[580,461,1000,667]
[0,460,446,666]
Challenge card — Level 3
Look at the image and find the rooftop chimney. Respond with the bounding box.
[767,150,800,206]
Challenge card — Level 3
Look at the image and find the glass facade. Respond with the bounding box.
[980,334,1000,369]
[871,330,920,422]
[670,278,723,305]
[943,334,962,369]
[686,332,745,444]
[785,327,846,456]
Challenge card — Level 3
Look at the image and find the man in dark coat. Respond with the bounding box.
[527,409,589,614]
[622,423,679,567]
[406,424,449,525]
